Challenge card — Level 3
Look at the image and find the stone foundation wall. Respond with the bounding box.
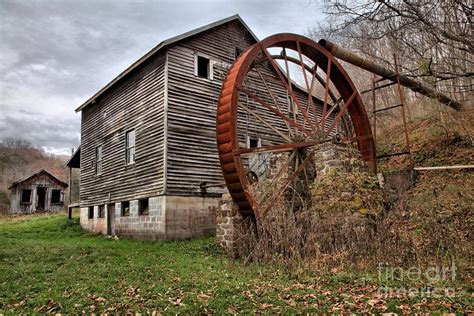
[216,193,242,256]
[215,142,377,255]
[312,142,366,175]
[80,195,219,240]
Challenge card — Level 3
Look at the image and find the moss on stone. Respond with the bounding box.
[310,166,384,218]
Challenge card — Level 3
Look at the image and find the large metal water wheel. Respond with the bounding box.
[216,33,375,218]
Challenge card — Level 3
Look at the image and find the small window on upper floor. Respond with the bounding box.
[196,55,212,79]
[249,138,259,148]
[288,99,296,117]
[235,47,243,59]
[96,145,103,174]
[247,136,261,149]
[126,130,135,165]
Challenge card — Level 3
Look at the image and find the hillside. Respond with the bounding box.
[374,106,473,279]
[0,141,77,213]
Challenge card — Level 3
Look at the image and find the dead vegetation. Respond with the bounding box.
[232,107,473,282]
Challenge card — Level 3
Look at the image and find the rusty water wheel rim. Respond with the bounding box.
[216,33,375,218]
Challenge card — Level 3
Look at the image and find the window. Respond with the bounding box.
[126,130,135,164]
[288,99,296,117]
[51,189,61,204]
[98,205,105,218]
[196,55,211,79]
[21,189,32,204]
[247,136,260,148]
[96,145,103,174]
[88,206,94,219]
[138,198,149,216]
[121,201,130,217]
[249,138,259,148]
[235,47,243,58]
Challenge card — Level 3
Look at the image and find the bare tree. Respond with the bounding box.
[310,0,472,103]
[0,138,33,149]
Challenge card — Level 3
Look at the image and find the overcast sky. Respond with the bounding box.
[0,0,324,155]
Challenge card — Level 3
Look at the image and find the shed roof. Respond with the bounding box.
[9,169,69,190]
[66,146,80,168]
[75,14,258,113]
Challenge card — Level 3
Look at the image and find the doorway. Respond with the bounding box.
[107,203,115,236]
[37,187,47,210]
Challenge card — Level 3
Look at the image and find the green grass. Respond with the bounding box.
[0,213,472,313]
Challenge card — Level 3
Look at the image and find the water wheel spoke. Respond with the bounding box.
[239,103,292,143]
[258,151,297,206]
[261,152,314,217]
[295,42,320,131]
[325,91,357,138]
[290,156,300,210]
[320,59,332,130]
[240,87,311,137]
[216,34,374,218]
[307,65,320,128]
[324,97,343,121]
[255,68,294,137]
[234,141,318,156]
[261,46,317,132]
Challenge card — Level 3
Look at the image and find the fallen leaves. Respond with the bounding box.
[197,293,211,302]
[34,299,62,313]
[170,296,185,306]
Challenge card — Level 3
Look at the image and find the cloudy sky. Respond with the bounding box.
[0,0,324,154]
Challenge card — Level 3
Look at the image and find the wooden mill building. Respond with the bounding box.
[9,169,68,214]
[70,15,336,239]
[69,15,259,239]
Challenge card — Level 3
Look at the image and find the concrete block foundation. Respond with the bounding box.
[80,195,219,240]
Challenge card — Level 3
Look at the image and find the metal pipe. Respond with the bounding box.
[318,39,462,110]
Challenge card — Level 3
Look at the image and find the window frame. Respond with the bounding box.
[125,130,136,165]
[20,189,32,204]
[138,198,149,216]
[194,54,213,80]
[51,189,61,204]
[98,204,105,218]
[247,136,261,148]
[121,201,130,217]
[96,145,103,175]
[88,206,94,219]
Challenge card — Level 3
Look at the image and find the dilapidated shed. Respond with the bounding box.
[9,169,68,214]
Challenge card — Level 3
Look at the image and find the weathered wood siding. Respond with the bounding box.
[80,54,167,206]
[165,21,338,196]
[165,21,257,196]
[79,18,339,203]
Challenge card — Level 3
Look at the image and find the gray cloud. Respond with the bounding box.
[0,0,323,153]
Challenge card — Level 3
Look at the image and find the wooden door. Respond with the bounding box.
[107,204,115,236]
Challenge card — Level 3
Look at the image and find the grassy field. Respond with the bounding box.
[0,213,472,313]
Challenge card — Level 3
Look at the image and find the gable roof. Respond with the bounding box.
[75,14,258,113]
[9,169,69,190]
